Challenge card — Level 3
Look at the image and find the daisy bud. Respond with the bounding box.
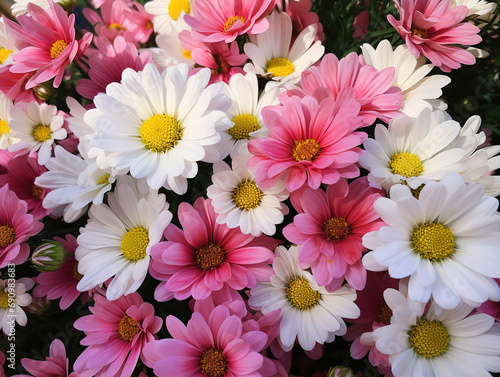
[56,0,77,12]
[25,296,52,316]
[327,366,354,377]
[32,240,67,272]
[33,80,59,101]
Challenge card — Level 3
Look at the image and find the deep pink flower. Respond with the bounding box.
[150,197,276,301]
[184,0,276,43]
[284,0,325,43]
[0,67,40,103]
[4,0,92,89]
[477,278,500,321]
[73,292,162,377]
[387,0,482,72]
[248,91,366,192]
[0,351,5,377]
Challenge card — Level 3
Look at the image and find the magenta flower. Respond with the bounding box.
[387,0,482,72]
[4,0,92,89]
[150,197,276,301]
[73,292,162,377]
[248,92,366,192]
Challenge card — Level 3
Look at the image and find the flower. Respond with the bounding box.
[451,0,497,20]
[284,0,325,43]
[0,93,18,149]
[0,277,33,335]
[144,0,192,34]
[32,239,67,272]
[363,173,500,310]
[248,245,360,351]
[73,292,162,377]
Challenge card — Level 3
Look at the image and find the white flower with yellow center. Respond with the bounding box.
[363,174,500,311]
[207,144,288,237]
[359,109,466,193]
[144,0,193,34]
[0,278,33,335]
[373,288,500,377]
[243,11,324,87]
[76,175,172,301]
[0,18,18,66]
[451,0,497,20]
[361,39,451,117]
[86,63,231,195]
[0,93,18,149]
[248,245,360,351]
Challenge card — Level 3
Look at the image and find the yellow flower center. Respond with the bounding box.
[224,15,245,31]
[389,152,423,178]
[266,58,295,78]
[0,290,9,308]
[168,0,191,20]
[233,181,263,210]
[411,26,428,39]
[32,124,52,142]
[195,243,225,271]
[286,276,321,310]
[200,348,227,377]
[118,315,141,342]
[324,217,350,242]
[409,317,449,358]
[0,48,13,64]
[0,224,16,248]
[377,302,392,325]
[228,114,260,140]
[0,120,10,135]
[412,223,455,262]
[140,114,182,153]
[32,184,43,199]
[97,173,110,185]
[292,139,321,162]
[71,262,83,281]
[182,49,192,59]
[121,227,149,262]
[50,40,67,60]
[108,23,126,31]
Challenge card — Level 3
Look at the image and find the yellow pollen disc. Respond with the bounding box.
[31,184,43,200]
[324,217,350,242]
[195,243,225,271]
[121,227,149,262]
[0,224,16,248]
[140,114,182,153]
[200,348,227,377]
[107,23,126,31]
[412,26,428,39]
[412,223,455,262]
[266,58,295,78]
[224,15,245,31]
[389,152,423,178]
[377,302,392,325]
[0,48,13,64]
[409,317,449,358]
[0,120,10,135]
[286,276,321,310]
[228,114,260,140]
[233,180,263,210]
[32,124,52,143]
[168,0,191,20]
[50,40,67,60]
[118,315,141,342]
[292,139,321,162]
[181,49,192,59]
[0,290,9,308]
[97,173,110,185]
[71,262,83,281]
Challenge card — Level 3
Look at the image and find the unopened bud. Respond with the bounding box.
[32,240,66,272]
[327,366,354,377]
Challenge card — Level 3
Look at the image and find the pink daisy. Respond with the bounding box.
[183,0,276,43]
[248,91,366,192]
[0,67,40,104]
[73,292,162,377]
[0,184,44,268]
[477,278,500,321]
[283,177,385,290]
[387,0,482,72]
[284,0,325,43]
[3,0,92,89]
[149,197,276,301]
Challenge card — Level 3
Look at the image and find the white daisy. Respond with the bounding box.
[86,63,231,194]
[243,11,324,87]
[10,0,50,17]
[0,93,18,149]
[451,0,497,20]
[7,102,67,165]
[0,277,33,335]
[144,0,193,34]
[248,245,360,351]
[76,175,172,301]
[360,39,451,117]
[0,18,18,66]
[358,109,466,193]
[207,144,288,237]
[362,173,500,311]
[374,288,500,377]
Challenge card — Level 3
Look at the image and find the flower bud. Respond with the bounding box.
[32,240,67,272]
[327,366,354,377]
[25,295,51,316]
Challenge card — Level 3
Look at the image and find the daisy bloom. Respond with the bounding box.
[73,292,162,377]
[451,0,497,20]
[0,93,18,149]
[283,177,385,291]
[248,91,366,192]
[207,144,289,237]
[363,173,500,311]
[248,245,360,351]
[10,0,50,17]
[373,288,500,376]
[387,0,482,72]
[144,0,193,34]
[86,63,231,194]
[76,175,172,301]
[243,11,324,86]
[4,0,92,88]
[149,197,276,301]
[7,101,67,165]
[284,0,325,43]
[0,277,34,335]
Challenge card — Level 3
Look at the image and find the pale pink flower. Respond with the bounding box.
[183,0,276,43]
[149,197,276,301]
[284,0,325,43]
[73,292,162,377]
[3,0,92,89]
[388,0,482,72]
[248,91,366,192]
